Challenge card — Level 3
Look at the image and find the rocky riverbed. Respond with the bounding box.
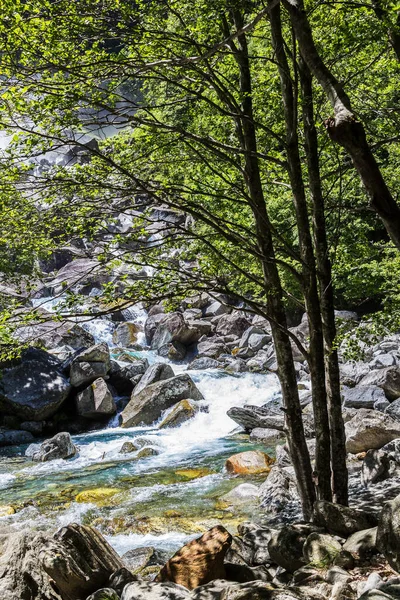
[2,281,400,598]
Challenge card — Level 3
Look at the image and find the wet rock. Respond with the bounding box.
[343,527,378,559]
[0,429,34,447]
[158,341,187,361]
[122,546,169,574]
[377,493,400,572]
[158,399,200,429]
[119,441,138,454]
[303,532,341,566]
[133,363,175,396]
[313,501,378,537]
[187,357,221,370]
[359,366,400,401]
[86,588,119,600]
[220,483,259,507]
[258,466,298,513]
[250,429,285,446]
[341,386,386,409]
[0,347,71,421]
[20,420,45,435]
[215,312,251,338]
[31,432,77,462]
[108,568,138,595]
[137,447,160,458]
[112,322,141,347]
[156,525,232,589]
[120,374,203,428]
[121,581,190,600]
[109,359,149,396]
[268,524,321,572]
[225,450,274,475]
[345,408,400,453]
[75,488,121,505]
[76,378,116,419]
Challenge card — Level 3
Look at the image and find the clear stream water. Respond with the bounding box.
[0,310,280,556]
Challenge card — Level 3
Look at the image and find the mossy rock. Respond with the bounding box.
[174,467,213,480]
[0,505,15,516]
[137,447,160,458]
[75,487,122,505]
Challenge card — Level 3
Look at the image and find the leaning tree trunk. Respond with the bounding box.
[283,0,400,250]
[299,57,349,505]
[231,8,316,519]
[269,3,332,502]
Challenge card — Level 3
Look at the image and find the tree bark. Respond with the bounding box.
[269,3,332,502]
[284,0,400,250]
[299,57,349,506]
[232,8,315,519]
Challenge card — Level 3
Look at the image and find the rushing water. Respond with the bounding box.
[0,305,280,555]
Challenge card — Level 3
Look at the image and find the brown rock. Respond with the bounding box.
[156,525,232,589]
[226,450,274,475]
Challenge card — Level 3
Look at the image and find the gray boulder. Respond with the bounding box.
[303,532,342,566]
[122,546,169,574]
[108,568,138,595]
[386,398,400,420]
[227,406,285,433]
[145,313,165,344]
[313,501,378,537]
[203,301,231,317]
[341,385,386,409]
[215,312,251,338]
[70,343,111,388]
[197,339,228,359]
[258,466,298,513]
[158,341,187,361]
[14,318,95,350]
[377,493,400,572]
[239,327,272,352]
[158,399,200,429]
[369,354,397,369]
[112,322,141,347]
[250,428,285,446]
[120,374,203,427]
[359,366,400,401]
[0,429,34,447]
[268,524,321,572]
[151,312,204,350]
[31,432,77,462]
[345,408,400,453]
[109,358,149,396]
[187,357,220,370]
[76,378,116,419]
[343,527,378,559]
[0,348,71,421]
[133,363,174,396]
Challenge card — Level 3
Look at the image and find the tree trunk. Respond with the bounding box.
[299,57,349,505]
[269,3,332,502]
[284,0,400,250]
[232,8,316,519]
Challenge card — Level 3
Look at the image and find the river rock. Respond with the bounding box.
[220,483,259,506]
[49,258,111,295]
[361,448,390,486]
[70,343,111,388]
[187,357,221,370]
[145,313,165,344]
[76,378,116,419]
[156,525,231,589]
[250,428,285,446]
[215,312,251,338]
[108,568,138,595]
[197,339,228,358]
[359,366,400,400]
[345,408,400,453]
[258,466,297,513]
[0,429,34,446]
[227,406,285,433]
[0,347,71,421]
[158,399,200,429]
[343,527,378,559]
[225,450,274,475]
[121,581,190,600]
[120,374,203,427]
[31,431,77,462]
[268,524,321,572]
[109,358,149,396]
[377,493,400,572]
[303,532,342,566]
[313,501,378,536]
[133,363,175,396]
[14,318,95,350]
[112,322,141,346]
[151,312,203,350]
[341,386,386,409]
[158,341,187,361]
[122,546,169,574]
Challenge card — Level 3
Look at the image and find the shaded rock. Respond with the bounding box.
[361,448,390,486]
[144,313,165,344]
[345,408,400,453]
[227,406,285,433]
[158,341,187,361]
[226,451,274,475]
[303,532,341,566]
[14,318,95,350]
[359,366,400,401]
[121,374,203,428]
[109,359,149,396]
[76,378,116,419]
[268,524,322,572]
[108,568,138,595]
[151,312,203,350]
[70,360,109,388]
[0,429,34,446]
[224,562,272,584]
[250,429,285,446]
[215,313,252,338]
[133,363,175,396]
[119,441,138,454]
[112,322,141,347]
[122,546,169,574]
[377,493,400,572]
[187,357,221,370]
[197,340,228,359]
[240,525,276,566]
[121,581,190,600]
[0,348,71,421]
[258,466,298,513]
[31,431,77,462]
[156,525,232,589]
[86,589,119,600]
[313,501,378,537]
[385,398,400,420]
[20,420,45,435]
[342,386,386,409]
[343,527,378,559]
[158,399,200,429]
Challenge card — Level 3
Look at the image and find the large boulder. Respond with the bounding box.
[151,312,204,350]
[31,432,77,462]
[377,493,400,572]
[313,501,378,537]
[145,313,165,344]
[196,339,228,359]
[109,358,149,396]
[341,386,386,410]
[345,408,400,453]
[48,258,111,295]
[359,366,400,401]
[0,347,71,421]
[14,318,95,350]
[0,429,34,446]
[258,466,298,513]
[239,327,272,352]
[215,312,251,338]
[227,406,284,433]
[158,399,200,429]
[120,374,203,427]
[343,527,378,559]
[112,322,141,347]
[122,546,169,574]
[69,343,111,388]
[76,378,116,419]
[303,532,342,566]
[226,450,274,475]
[0,524,125,600]
[156,525,232,589]
[268,524,321,572]
[133,363,175,396]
